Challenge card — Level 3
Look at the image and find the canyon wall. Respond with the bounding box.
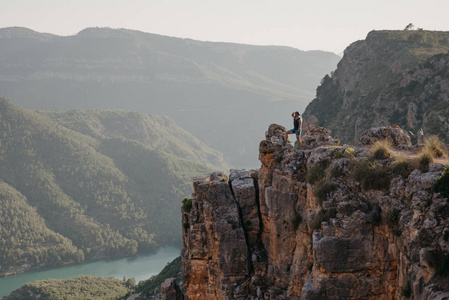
[181,124,449,299]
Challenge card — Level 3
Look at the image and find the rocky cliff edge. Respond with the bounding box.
[181,124,449,299]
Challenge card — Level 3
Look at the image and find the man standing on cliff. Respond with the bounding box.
[285,111,302,148]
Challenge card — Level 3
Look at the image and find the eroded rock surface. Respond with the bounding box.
[161,278,184,300]
[359,125,412,148]
[182,124,449,299]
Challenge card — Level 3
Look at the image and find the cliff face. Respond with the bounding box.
[182,124,449,299]
[303,30,449,145]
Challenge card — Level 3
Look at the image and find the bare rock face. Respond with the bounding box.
[161,278,184,300]
[359,125,412,148]
[182,124,449,299]
[301,124,337,150]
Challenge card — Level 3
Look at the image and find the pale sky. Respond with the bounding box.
[1,0,448,54]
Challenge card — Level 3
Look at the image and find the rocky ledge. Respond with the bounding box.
[181,124,449,299]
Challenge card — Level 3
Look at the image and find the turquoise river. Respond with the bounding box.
[0,246,180,297]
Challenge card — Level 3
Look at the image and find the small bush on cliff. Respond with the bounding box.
[391,156,412,178]
[435,165,449,201]
[343,147,355,158]
[182,197,193,213]
[309,208,337,230]
[351,159,390,190]
[307,161,329,184]
[424,135,446,158]
[370,140,392,159]
[416,148,434,172]
[313,179,337,202]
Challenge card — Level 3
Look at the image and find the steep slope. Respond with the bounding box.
[43,109,225,171]
[304,30,449,145]
[0,27,340,167]
[181,124,449,299]
[0,98,221,275]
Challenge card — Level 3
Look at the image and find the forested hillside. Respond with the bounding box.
[0,27,340,166]
[4,275,133,300]
[0,98,224,274]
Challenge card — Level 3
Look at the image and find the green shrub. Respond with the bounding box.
[307,161,329,184]
[424,135,446,158]
[435,165,449,201]
[351,159,391,190]
[182,197,193,213]
[370,140,392,159]
[334,150,344,158]
[391,156,412,178]
[343,147,355,158]
[309,208,337,230]
[327,164,344,178]
[313,179,337,201]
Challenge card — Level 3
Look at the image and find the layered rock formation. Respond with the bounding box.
[182,124,449,299]
[304,30,449,145]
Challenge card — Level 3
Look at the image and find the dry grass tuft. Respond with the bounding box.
[370,140,392,159]
[415,148,434,172]
[424,136,446,158]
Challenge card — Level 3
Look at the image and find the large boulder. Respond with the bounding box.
[359,126,412,148]
[301,124,337,150]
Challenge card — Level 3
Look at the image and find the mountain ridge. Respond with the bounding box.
[0,26,340,167]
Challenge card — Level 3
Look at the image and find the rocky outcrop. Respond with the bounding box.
[304,30,449,146]
[359,125,412,148]
[182,124,449,299]
[161,278,184,300]
[301,124,337,149]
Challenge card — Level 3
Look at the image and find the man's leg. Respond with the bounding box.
[296,134,300,148]
[285,131,293,141]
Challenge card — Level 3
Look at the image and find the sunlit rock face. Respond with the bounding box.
[182,124,449,299]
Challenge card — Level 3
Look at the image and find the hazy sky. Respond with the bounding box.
[1,0,448,53]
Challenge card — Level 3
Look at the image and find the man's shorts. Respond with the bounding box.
[289,129,301,136]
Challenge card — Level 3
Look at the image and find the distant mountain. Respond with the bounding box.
[304,30,449,144]
[0,98,224,275]
[0,27,340,167]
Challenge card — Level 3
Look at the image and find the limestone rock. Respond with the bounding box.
[183,124,449,299]
[301,124,337,150]
[359,125,412,148]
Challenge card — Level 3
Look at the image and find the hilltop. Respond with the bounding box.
[0,27,340,167]
[0,98,225,275]
[304,29,449,145]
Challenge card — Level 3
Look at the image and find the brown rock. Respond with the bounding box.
[182,124,449,299]
[359,125,412,148]
[161,278,184,300]
[301,124,337,150]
